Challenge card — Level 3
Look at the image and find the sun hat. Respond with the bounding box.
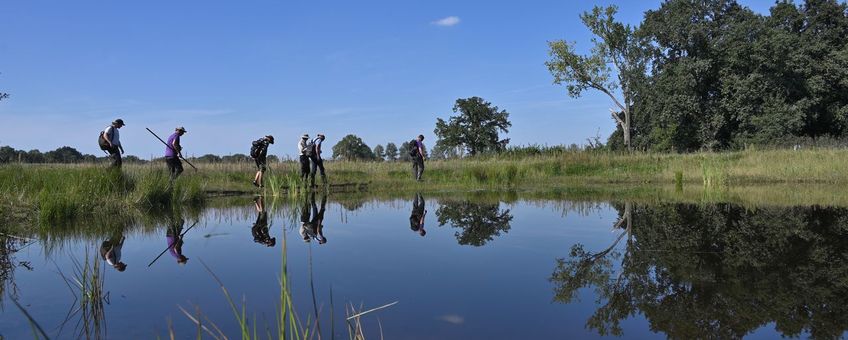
[113,119,125,126]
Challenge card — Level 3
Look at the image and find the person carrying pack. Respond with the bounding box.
[309,134,327,187]
[298,134,312,183]
[165,127,187,181]
[250,135,274,187]
[99,119,125,168]
[411,134,426,181]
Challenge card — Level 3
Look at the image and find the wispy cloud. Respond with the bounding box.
[432,16,460,27]
[437,314,465,325]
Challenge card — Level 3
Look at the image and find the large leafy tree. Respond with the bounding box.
[331,134,375,161]
[372,144,385,162]
[436,201,513,246]
[552,202,848,338]
[384,143,398,161]
[546,5,647,151]
[434,97,511,156]
[627,0,848,151]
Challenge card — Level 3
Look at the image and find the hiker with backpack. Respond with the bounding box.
[409,192,427,237]
[100,232,127,272]
[250,135,275,187]
[298,134,311,183]
[309,134,327,187]
[165,127,187,181]
[99,119,125,168]
[410,134,426,181]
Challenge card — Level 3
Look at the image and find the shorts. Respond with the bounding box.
[255,157,267,172]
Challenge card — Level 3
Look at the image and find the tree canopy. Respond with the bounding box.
[434,97,512,156]
[551,0,848,151]
[331,134,375,161]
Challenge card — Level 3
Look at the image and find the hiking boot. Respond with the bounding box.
[252,180,260,187]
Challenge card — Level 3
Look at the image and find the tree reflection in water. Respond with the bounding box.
[551,203,848,339]
[436,201,513,246]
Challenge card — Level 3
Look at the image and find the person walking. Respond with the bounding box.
[298,134,311,183]
[299,192,327,244]
[251,196,275,247]
[412,134,426,181]
[99,119,125,168]
[166,218,189,265]
[309,134,327,187]
[409,193,427,237]
[251,135,274,187]
[99,232,127,272]
[165,127,187,181]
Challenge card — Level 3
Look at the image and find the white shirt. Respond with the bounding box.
[103,126,121,146]
[313,138,323,158]
[298,139,308,156]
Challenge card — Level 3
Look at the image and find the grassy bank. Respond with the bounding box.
[0,165,205,227]
[3,148,848,229]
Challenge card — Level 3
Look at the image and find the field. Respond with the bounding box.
[3,148,848,230]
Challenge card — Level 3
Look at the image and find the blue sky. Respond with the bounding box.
[0,0,774,159]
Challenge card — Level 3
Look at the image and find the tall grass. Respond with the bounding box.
[175,229,394,339]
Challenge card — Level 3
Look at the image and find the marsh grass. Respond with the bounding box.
[55,251,110,339]
[173,227,394,339]
[6,148,848,229]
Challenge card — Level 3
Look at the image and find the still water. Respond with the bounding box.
[1,193,846,339]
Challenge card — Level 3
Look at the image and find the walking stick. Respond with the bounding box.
[145,127,198,172]
[148,220,200,267]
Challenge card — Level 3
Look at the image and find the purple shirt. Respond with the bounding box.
[165,133,180,158]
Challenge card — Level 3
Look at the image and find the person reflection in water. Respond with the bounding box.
[410,193,427,237]
[100,233,127,272]
[166,218,189,265]
[252,196,276,247]
[300,193,327,244]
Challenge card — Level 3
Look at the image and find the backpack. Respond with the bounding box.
[98,127,114,151]
[408,139,419,157]
[250,139,264,158]
[302,139,315,157]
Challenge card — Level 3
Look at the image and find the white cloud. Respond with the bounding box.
[432,16,460,27]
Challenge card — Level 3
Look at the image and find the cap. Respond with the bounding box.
[176,127,187,132]
[302,134,309,139]
[266,135,275,144]
[113,119,125,126]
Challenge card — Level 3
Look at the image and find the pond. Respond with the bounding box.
[1,192,847,339]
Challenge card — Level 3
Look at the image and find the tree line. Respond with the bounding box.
[548,0,848,151]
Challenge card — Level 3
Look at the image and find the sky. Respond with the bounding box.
[0,0,776,159]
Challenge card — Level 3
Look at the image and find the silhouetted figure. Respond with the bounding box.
[99,233,127,272]
[166,218,189,265]
[300,193,327,244]
[252,196,276,247]
[409,193,427,237]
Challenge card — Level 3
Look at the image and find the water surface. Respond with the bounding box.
[1,193,846,339]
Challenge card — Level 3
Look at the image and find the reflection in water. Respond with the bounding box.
[166,218,189,265]
[251,196,276,247]
[409,193,427,237]
[300,193,328,244]
[436,201,513,246]
[551,203,848,339]
[99,231,127,272]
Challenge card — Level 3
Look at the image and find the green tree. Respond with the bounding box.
[399,141,412,162]
[372,144,385,162]
[384,143,398,161]
[436,201,513,246]
[546,5,647,151]
[552,202,848,338]
[44,146,84,163]
[331,134,375,161]
[434,97,511,156]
